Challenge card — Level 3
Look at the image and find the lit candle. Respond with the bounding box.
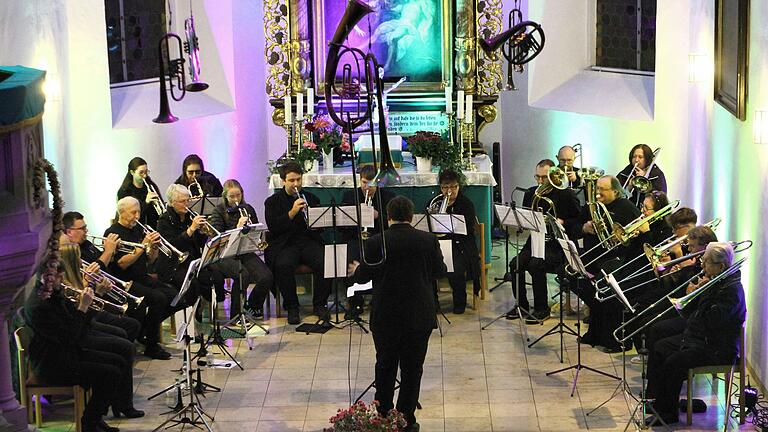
[307,87,315,116]
[284,94,292,124]
[457,90,465,119]
[464,94,473,124]
[296,92,304,121]
[445,85,453,113]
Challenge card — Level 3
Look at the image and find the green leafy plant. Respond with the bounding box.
[305,114,350,154]
[405,130,444,159]
[324,401,406,432]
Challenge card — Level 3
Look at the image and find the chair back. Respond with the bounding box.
[13,327,30,408]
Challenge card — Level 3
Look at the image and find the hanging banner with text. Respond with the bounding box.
[388,111,448,135]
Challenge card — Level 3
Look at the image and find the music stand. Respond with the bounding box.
[188,196,223,216]
[219,224,271,348]
[546,240,620,396]
[153,260,214,432]
[482,202,546,337]
[298,203,373,334]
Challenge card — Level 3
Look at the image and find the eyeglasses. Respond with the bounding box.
[533,175,548,180]
[186,169,202,175]
[596,186,612,192]
[135,169,150,176]
[70,225,88,231]
[440,184,460,191]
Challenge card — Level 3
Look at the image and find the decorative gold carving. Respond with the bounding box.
[290,39,312,91]
[477,104,497,135]
[263,0,291,99]
[454,37,477,91]
[476,0,504,96]
[272,108,286,127]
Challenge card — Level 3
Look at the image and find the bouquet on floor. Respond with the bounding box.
[324,400,406,432]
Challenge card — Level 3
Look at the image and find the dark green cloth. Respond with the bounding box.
[0,66,46,126]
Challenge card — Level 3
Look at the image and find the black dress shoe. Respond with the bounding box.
[287,308,301,325]
[679,398,707,413]
[403,422,420,432]
[112,406,145,418]
[98,420,120,432]
[313,305,330,319]
[144,344,172,360]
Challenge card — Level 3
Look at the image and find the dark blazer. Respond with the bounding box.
[350,224,447,334]
[444,192,481,293]
[576,197,642,270]
[174,171,223,197]
[522,185,582,232]
[155,207,208,278]
[263,188,322,266]
[617,164,667,207]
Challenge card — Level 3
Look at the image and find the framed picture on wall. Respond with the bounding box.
[714,0,749,121]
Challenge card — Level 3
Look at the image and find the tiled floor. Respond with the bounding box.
[34,242,748,431]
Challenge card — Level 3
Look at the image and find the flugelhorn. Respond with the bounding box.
[135,220,189,263]
[183,10,209,92]
[61,282,128,315]
[87,235,149,254]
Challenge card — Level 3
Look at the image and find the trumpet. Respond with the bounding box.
[235,202,252,225]
[185,206,221,237]
[87,235,149,254]
[80,260,144,306]
[146,179,167,216]
[135,220,189,263]
[188,177,204,199]
[61,282,128,315]
[613,257,746,345]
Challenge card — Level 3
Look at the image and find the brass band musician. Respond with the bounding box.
[173,154,223,197]
[617,144,667,208]
[117,157,165,228]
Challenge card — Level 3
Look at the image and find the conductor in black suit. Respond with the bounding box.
[348,196,447,432]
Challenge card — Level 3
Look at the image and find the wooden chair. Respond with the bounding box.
[267,264,314,318]
[14,327,86,432]
[686,325,746,430]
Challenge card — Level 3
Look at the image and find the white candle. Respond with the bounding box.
[465,94,473,124]
[307,87,315,116]
[284,95,292,124]
[445,85,453,113]
[296,92,304,121]
[465,108,474,124]
[457,90,465,119]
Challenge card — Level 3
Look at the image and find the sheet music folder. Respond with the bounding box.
[200,223,267,269]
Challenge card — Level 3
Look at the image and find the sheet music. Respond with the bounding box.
[494,204,544,232]
[605,272,635,313]
[347,281,373,298]
[324,244,347,278]
[557,238,589,278]
[411,213,430,232]
[439,239,454,273]
[219,223,266,258]
[308,206,374,228]
[430,214,467,235]
[173,300,199,347]
[531,231,546,259]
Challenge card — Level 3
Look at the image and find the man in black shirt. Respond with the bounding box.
[507,159,581,323]
[105,197,177,359]
[264,162,330,325]
[340,165,395,319]
[348,196,447,432]
[436,169,481,314]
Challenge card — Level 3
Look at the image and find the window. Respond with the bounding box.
[595,0,656,72]
[105,0,168,85]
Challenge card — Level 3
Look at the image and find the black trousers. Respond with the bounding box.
[446,240,469,310]
[372,328,432,427]
[128,279,178,346]
[272,240,330,310]
[216,254,274,310]
[509,243,563,312]
[345,239,369,311]
[92,311,141,342]
[646,334,725,417]
[81,330,135,411]
[71,350,122,424]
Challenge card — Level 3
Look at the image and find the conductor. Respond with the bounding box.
[348,196,447,432]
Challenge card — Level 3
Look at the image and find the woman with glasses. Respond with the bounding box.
[173,154,223,198]
[617,144,668,208]
[117,157,165,227]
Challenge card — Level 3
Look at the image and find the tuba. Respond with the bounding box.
[183,11,209,92]
[323,0,400,265]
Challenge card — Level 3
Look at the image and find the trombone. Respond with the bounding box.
[80,260,144,306]
[61,282,128,315]
[135,220,189,263]
[612,256,747,345]
[87,235,149,254]
[185,206,221,237]
[623,147,661,194]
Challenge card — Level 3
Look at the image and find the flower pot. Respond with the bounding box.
[322,150,334,171]
[415,156,432,172]
[304,159,318,173]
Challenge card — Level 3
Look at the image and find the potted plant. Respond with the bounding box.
[305,114,350,170]
[405,131,445,172]
[324,401,406,432]
[293,141,319,172]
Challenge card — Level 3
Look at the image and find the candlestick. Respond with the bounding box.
[457,90,465,119]
[445,85,453,113]
[296,92,304,121]
[307,88,315,116]
[284,95,292,125]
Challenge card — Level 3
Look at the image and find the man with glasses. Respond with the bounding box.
[556,145,583,192]
[435,169,481,314]
[506,159,580,323]
[644,242,745,426]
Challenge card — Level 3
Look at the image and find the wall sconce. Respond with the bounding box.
[754,110,768,144]
[688,54,710,83]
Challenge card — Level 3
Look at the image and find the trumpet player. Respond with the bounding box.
[506,159,580,323]
[117,156,165,227]
[157,184,224,303]
[644,242,745,427]
[340,165,395,320]
[209,179,274,318]
[173,153,223,197]
[556,145,583,190]
[617,144,667,208]
[264,161,330,325]
[105,197,178,360]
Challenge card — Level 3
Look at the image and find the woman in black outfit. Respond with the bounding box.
[617,144,667,208]
[208,179,274,317]
[173,154,223,197]
[116,156,165,228]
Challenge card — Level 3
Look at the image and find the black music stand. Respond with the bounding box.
[152,261,214,432]
[527,218,579,357]
[482,202,546,337]
[188,196,222,216]
[546,240,620,396]
[220,224,271,348]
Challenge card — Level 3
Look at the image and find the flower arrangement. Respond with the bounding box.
[405,131,444,159]
[305,114,351,155]
[324,401,406,432]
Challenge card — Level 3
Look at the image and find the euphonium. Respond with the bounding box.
[183,12,209,92]
[531,183,556,218]
[547,166,568,190]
